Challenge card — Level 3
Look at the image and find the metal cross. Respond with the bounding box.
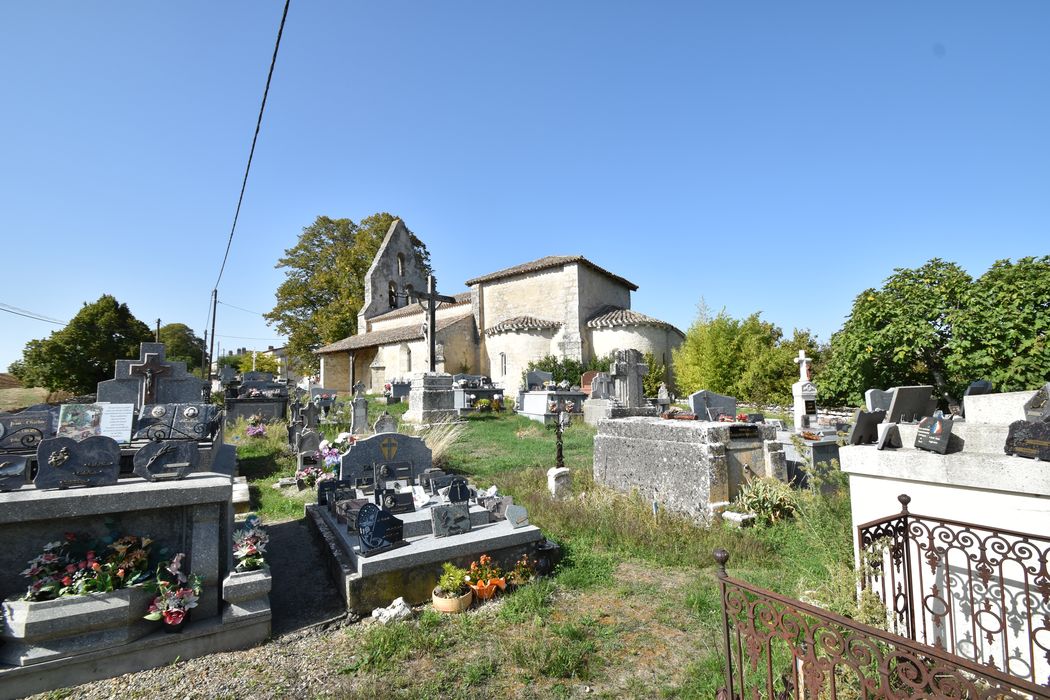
[129,353,171,405]
[410,274,457,372]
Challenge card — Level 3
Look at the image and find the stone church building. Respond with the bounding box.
[316,219,684,397]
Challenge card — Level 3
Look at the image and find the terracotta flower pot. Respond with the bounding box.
[469,577,506,601]
[432,587,473,614]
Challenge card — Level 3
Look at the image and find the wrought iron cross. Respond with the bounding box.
[129,353,170,405]
[410,274,457,372]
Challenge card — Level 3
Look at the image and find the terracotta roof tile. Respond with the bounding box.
[484,316,562,337]
[366,291,471,323]
[316,311,473,354]
[586,306,685,336]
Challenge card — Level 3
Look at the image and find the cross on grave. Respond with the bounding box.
[794,350,812,382]
[410,274,457,372]
[129,353,171,406]
[379,435,399,461]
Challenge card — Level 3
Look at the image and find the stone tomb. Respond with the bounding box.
[0,474,270,697]
[451,374,503,415]
[401,373,457,425]
[687,390,737,422]
[224,371,289,427]
[97,342,205,408]
[521,388,587,425]
[583,350,659,425]
[593,417,786,522]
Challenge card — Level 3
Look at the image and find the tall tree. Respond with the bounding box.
[16,295,153,394]
[264,213,431,371]
[948,256,1050,392]
[158,323,206,373]
[820,259,972,407]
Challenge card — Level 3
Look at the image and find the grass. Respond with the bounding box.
[227,404,857,697]
[0,386,56,412]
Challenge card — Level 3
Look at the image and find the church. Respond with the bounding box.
[316,219,684,397]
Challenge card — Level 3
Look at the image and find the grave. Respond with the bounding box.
[791,350,818,431]
[451,374,503,415]
[582,349,659,425]
[401,373,457,425]
[224,370,289,427]
[840,387,1050,686]
[307,425,554,612]
[97,342,205,408]
[519,386,586,425]
[593,417,786,522]
[686,390,737,422]
[350,383,369,435]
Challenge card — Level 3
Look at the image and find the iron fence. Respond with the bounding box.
[857,495,1050,688]
[714,548,1050,699]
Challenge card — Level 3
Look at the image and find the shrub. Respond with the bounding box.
[732,477,799,525]
[435,562,469,597]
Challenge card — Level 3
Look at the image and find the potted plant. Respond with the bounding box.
[466,554,505,601]
[144,553,202,633]
[474,398,492,413]
[506,554,537,589]
[1,533,156,666]
[431,562,472,613]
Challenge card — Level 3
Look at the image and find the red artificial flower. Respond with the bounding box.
[79,561,87,570]
[162,609,185,626]
[62,576,72,586]
[91,562,101,572]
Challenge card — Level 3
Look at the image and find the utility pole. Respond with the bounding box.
[155,318,161,342]
[207,289,218,383]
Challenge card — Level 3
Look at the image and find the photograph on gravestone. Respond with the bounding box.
[430,503,472,538]
[0,455,28,491]
[132,440,200,481]
[373,461,414,488]
[56,404,103,441]
[885,386,933,423]
[375,488,415,514]
[1004,419,1050,461]
[356,503,407,557]
[339,498,371,531]
[847,409,886,445]
[34,436,121,489]
[0,412,52,451]
[914,415,954,454]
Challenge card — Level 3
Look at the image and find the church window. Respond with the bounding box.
[397,253,405,277]
[388,282,398,309]
[500,352,507,377]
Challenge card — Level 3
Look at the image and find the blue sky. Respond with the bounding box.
[1,2,1047,372]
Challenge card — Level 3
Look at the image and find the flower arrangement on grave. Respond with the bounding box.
[736,413,748,422]
[564,400,575,413]
[19,533,155,601]
[507,554,538,587]
[247,388,263,398]
[465,554,505,600]
[144,553,202,629]
[432,562,473,613]
[246,414,266,438]
[474,398,492,413]
[232,514,268,572]
[383,383,392,397]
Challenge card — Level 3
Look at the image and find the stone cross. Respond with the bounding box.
[794,350,812,382]
[129,353,171,405]
[610,349,647,408]
[410,274,457,372]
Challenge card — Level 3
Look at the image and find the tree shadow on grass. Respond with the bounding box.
[237,454,286,481]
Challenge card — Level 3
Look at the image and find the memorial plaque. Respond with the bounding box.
[34,436,121,489]
[865,388,894,413]
[0,412,51,451]
[330,484,357,514]
[479,495,513,520]
[132,440,199,481]
[885,386,934,424]
[373,461,414,488]
[847,409,885,445]
[0,455,28,491]
[447,477,470,503]
[1004,420,1050,461]
[876,423,903,450]
[375,488,415,514]
[505,504,530,529]
[1023,383,1050,423]
[357,503,407,557]
[337,498,370,530]
[728,425,759,440]
[430,503,472,537]
[914,416,954,454]
[170,403,220,440]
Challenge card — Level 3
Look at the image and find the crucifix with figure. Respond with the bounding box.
[410,274,457,372]
[129,353,170,406]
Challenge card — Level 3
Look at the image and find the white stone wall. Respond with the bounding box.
[484,329,558,396]
[480,267,575,335]
[576,264,631,328]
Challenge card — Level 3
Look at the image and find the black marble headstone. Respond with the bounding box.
[1023,383,1050,423]
[0,455,28,491]
[357,503,407,557]
[914,416,954,454]
[337,498,370,529]
[430,503,472,537]
[375,488,415,514]
[847,409,885,445]
[0,411,52,452]
[886,386,934,424]
[132,440,199,481]
[35,436,121,489]
[1004,420,1050,460]
[447,477,470,503]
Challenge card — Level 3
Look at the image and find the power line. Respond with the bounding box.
[0,303,66,326]
[215,334,286,341]
[212,0,291,292]
[217,300,265,316]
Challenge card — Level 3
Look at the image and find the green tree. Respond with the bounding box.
[820,259,971,407]
[218,351,280,375]
[672,303,817,405]
[948,256,1050,392]
[642,351,670,398]
[16,295,153,394]
[158,323,206,373]
[264,213,432,372]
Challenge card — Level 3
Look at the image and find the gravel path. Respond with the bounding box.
[28,516,355,699]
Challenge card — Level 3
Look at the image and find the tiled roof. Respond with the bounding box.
[465,255,638,291]
[316,311,473,354]
[366,291,471,323]
[586,306,685,336]
[484,316,562,337]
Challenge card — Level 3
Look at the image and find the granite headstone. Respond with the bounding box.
[1004,420,1050,460]
[35,436,121,489]
[357,503,407,557]
[132,440,199,481]
[914,415,954,454]
[430,503,472,537]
